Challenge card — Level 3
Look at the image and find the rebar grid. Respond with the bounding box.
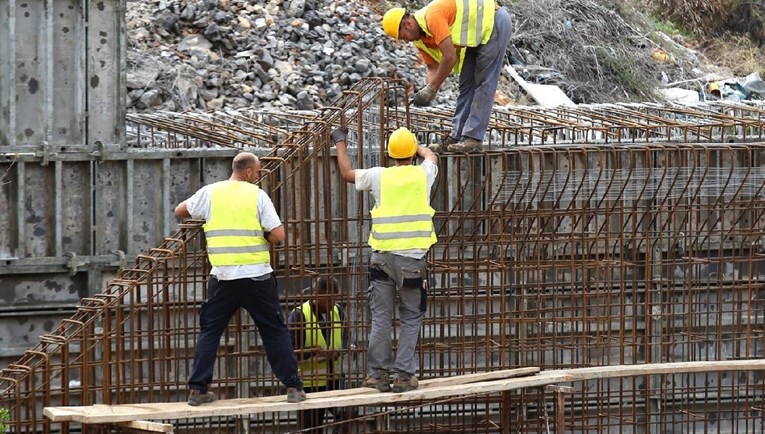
[3,79,765,433]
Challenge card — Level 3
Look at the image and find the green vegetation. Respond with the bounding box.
[704,32,764,75]
[650,16,692,38]
[594,47,654,101]
[0,407,9,434]
[651,0,727,32]
[647,0,765,77]
[651,0,765,43]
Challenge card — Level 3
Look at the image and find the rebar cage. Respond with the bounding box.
[2,79,765,433]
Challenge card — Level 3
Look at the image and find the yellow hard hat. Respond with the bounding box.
[388,127,418,159]
[382,7,406,39]
[708,81,721,97]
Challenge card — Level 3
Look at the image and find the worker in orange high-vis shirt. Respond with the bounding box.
[382,0,513,153]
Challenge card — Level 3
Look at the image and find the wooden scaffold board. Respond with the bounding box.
[44,360,765,428]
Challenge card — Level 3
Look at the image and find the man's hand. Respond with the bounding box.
[412,85,438,106]
[312,348,340,362]
[330,127,348,145]
[321,349,340,361]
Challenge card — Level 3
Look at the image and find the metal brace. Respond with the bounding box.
[113,250,126,268]
[65,252,79,276]
[40,141,51,166]
[90,140,109,161]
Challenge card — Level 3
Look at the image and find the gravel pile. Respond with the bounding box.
[126,0,468,112]
[126,0,716,112]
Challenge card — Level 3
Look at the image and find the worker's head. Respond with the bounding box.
[382,8,422,42]
[387,127,418,160]
[382,7,406,39]
[232,152,261,183]
[312,276,341,313]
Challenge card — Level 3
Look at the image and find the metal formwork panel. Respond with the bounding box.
[86,0,124,146]
[0,153,237,270]
[0,151,238,366]
[0,0,113,147]
[0,107,325,366]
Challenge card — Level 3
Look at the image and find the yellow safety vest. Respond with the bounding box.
[369,166,437,251]
[297,302,343,388]
[203,181,270,266]
[413,0,496,73]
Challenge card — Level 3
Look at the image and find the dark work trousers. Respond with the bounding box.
[187,274,302,393]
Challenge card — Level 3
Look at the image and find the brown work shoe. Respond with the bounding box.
[363,374,391,392]
[287,387,307,403]
[391,374,418,393]
[447,137,483,153]
[187,390,216,406]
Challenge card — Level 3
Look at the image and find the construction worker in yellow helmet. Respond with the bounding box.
[330,125,437,393]
[382,0,513,154]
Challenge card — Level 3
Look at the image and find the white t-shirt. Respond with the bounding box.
[184,180,282,280]
[354,160,438,259]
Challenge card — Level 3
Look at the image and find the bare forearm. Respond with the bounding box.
[417,145,438,164]
[174,202,191,218]
[428,61,453,90]
[428,39,458,90]
[266,225,285,245]
[335,142,356,183]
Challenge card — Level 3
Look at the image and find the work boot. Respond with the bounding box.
[447,137,483,153]
[391,374,418,393]
[428,135,459,153]
[187,390,216,406]
[287,387,307,403]
[362,374,391,392]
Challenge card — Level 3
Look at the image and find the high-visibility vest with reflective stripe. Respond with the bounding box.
[297,302,342,388]
[203,181,270,266]
[413,0,496,73]
[369,165,437,251]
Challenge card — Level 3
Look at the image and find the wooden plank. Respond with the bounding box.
[297,366,540,400]
[44,370,559,424]
[560,359,765,381]
[44,360,765,425]
[46,374,570,425]
[114,420,174,433]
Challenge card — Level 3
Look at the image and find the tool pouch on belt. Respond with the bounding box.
[370,252,429,312]
[401,265,426,314]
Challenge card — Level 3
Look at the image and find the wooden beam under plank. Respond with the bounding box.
[114,420,174,433]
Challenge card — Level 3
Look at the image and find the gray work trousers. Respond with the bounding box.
[366,251,427,378]
[450,7,513,142]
